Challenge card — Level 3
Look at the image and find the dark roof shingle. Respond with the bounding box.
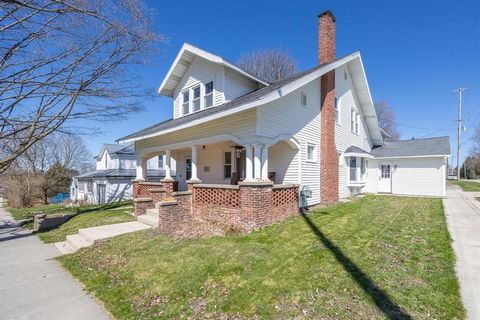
[370,136,450,158]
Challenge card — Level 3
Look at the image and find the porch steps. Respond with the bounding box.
[54,221,152,255]
[137,214,159,227]
[54,241,76,255]
[78,221,151,243]
[66,234,93,251]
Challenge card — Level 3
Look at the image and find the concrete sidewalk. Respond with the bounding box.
[444,186,480,320]
[0,207,110,320]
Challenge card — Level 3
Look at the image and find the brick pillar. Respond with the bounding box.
[132,180,139,198]
[319,10,339,204]
[239,181,273,230]
[161,179,177,198]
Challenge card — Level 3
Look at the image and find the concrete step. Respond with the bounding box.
[54,241,76,255]
[66,234,93,251]
[137,214,159,227]
[146,208,158,217]
[78,221,151,243]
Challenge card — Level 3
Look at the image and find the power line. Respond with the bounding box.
[395,123,457,132]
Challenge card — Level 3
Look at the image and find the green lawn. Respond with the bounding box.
[8,200,132,221]
[37,209,136,243]
[449,180,480,192]
[58,196,464,319]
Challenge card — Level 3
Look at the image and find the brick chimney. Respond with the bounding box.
[318,10,339,204]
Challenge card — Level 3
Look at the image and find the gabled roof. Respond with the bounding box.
[118,51,384,145]
[158,43,269,97]
[95,143,135,159]
[370,136,451,158]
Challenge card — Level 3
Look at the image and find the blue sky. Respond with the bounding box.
[84,0,480,166]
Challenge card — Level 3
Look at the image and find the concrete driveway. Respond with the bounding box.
[444,185,480,320]
[0,207,110,320]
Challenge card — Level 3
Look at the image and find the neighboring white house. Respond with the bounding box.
[116,11,450,209]
[71,143,173,204]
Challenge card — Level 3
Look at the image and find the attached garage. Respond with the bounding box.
[365,137,450,197]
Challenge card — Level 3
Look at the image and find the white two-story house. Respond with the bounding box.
[118,10,449,214]
[71,143,172,204]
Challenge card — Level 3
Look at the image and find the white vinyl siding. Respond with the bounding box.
[173,57,224,119]
[365,157,447,197]
[224,68,258,102]
[257,79,321,206]
[335,65,373,198]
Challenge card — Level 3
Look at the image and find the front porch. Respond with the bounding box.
[132,137,301,231]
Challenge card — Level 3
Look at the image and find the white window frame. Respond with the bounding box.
[204,81,214,108]
[192,85,201,112]
[349,156,367,183]
[351,108,359,134]
[335,97,340,125]
[182,90,190,115]
[301,92,307,107]
[306,143,317,162]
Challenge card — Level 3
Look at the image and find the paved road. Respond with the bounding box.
[444,186,480,320]
[0,207,110,320]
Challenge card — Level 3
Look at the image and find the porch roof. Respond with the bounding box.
[76,169,174,179]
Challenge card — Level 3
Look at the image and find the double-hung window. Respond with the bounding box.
[192,85,201,112]
[349,157,367,183]
[349,157,357,181]
[224,151,232,178]
[204,81,213,108]
[351,108,359,134]
[182,91,190,115]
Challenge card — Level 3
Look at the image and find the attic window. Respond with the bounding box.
[204,81,213,108]
[344,70,348,80]
[192,85,201,112]
[301,93,307,107]
[182,91,190,115]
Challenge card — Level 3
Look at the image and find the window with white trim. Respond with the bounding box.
[306,143,317,162]
[351,108,359,134]
[204,81,213,108]
[301,92,307,107]
[192,85,201,112]
[182,91,190,115]
[349,156,367,182]
[224,151,232,178]
[335,97,340,124]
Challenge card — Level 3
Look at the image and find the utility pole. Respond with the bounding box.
[453,87,468,180]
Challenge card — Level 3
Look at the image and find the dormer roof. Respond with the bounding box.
[95,143,135,159]
[158,43,269,97]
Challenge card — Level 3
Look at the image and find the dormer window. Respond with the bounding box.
[182,91,190,115]
[204,81,213,108]
[192,85,201,112]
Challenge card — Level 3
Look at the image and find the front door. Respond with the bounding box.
[378,164,392,193]
[97,184,106,204]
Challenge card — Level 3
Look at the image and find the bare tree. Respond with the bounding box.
[4,132,92,206]
[0,0,166,173]
[237,48,297,83]
[374,100,401,140]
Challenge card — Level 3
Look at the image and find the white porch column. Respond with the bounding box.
[165,150,172,180]
[245,144,254,181]
[135,157,147,181]
[190,145,199,181]
[261,145,269,181]
[253,144,262,180]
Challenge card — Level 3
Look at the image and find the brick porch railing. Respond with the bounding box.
[132,179,178,215]
[135,181,300,232]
